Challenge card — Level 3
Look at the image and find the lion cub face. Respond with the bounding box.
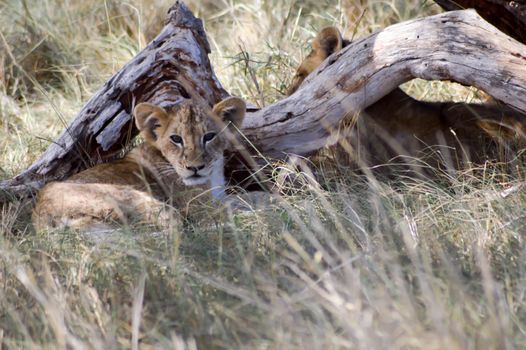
[287,27,346,95]
[134,97,245,186]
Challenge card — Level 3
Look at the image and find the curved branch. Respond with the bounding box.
[243,9,526,158]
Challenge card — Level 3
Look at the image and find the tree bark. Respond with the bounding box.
[0,1,228,198]
[3,7,526,199]
[434,0,526,44]
[241,9,526,157]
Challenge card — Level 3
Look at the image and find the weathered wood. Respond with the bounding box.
[434,0,526,44]
[0,0,228,198]
[3,8,526,198]
[241,9,526,158]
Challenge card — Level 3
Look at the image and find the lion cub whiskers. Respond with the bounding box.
[134,97,245,194]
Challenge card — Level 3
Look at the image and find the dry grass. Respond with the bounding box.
[1,0,525,349]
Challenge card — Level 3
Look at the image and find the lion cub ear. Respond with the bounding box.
[312,26,344,58]
[134,103,168,143]
[212,97,246,129]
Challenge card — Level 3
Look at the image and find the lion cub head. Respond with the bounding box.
[134,97,245,188]
[287,27,347,95]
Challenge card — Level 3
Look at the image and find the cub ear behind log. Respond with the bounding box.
[134,103,169,144]
[212,97,246,129]
[287,26,345,96]
[313,26,344,57]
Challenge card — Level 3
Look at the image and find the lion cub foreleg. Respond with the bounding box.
[33,182,174,231]
[209,157,227,201]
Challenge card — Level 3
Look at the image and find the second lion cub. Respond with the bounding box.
[33,97,246,231]
[288,27,526,171]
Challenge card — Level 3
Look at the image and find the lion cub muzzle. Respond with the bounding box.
[134,96,246,196]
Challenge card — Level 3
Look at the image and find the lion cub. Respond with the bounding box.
[32,97,246,231]
[288,27,526,171]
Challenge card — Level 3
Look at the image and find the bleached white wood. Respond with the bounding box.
[242,9,526,158]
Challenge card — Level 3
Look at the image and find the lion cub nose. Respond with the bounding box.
[187,165,205,173]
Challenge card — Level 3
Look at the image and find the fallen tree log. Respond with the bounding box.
[2,5,526,198]
[0,1,229,198]
[241,9,526,156]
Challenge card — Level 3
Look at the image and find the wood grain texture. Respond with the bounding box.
[0,1,227,198]
[241,10,526,158]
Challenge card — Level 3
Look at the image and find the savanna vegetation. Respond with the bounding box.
[0,0,525,348]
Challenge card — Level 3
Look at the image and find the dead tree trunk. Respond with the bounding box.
[3,6,526,198]
[0,1,228,198]
[434,0,526,44]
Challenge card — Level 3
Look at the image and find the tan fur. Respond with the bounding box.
[33,97,246,231]
[287,27,345,96]
[288,27,526,172]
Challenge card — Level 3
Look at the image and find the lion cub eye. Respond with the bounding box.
[170,134,183,145]
[203,132,216,144]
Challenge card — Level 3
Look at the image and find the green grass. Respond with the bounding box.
[1,0,526,348]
